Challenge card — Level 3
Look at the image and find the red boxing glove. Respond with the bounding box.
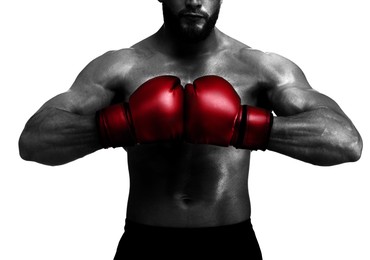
[97,76,184,148]
[185,75,273,150]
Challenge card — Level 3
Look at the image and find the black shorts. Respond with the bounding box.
[114,218,263,259]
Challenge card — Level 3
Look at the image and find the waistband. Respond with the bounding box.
[124,218,253,235]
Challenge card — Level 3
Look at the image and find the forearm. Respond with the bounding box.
[19,107,102,166]
[267,108,362,166]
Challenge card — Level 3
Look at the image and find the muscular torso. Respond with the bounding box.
[108,32,271,227]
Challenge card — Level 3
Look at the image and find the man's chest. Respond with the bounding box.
[116,52,267,107]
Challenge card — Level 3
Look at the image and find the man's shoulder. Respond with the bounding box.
[236,47,303,85]
[236,47,288,67]
[86,47,153,82]
[97,47,150,65]
[222,35,282,67]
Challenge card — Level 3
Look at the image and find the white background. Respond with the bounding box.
[1,0,369,259]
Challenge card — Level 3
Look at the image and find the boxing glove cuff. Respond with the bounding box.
[96,103,136,148]
[232,106,273,151]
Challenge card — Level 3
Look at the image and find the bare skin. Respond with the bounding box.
[19,0,362,228]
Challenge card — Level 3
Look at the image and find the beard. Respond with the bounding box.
[162,3,220,43]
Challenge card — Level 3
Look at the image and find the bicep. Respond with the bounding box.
[270,85,346,118]
[264,54,346,117]
[38,54,119,115]
[39,85,112,115]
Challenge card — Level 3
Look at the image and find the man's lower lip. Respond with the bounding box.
[182,15,204,20]
[181,13,204,18]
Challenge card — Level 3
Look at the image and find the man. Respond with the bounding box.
[18,0,362,259]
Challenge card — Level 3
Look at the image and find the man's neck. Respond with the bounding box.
[154,25,223,58]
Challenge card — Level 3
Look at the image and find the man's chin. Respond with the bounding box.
[162,2,220,44]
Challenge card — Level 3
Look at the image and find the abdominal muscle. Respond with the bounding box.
[125,143,252,227]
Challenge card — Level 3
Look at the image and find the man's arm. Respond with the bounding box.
[18,50,125,166]
[263,53,363,166]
